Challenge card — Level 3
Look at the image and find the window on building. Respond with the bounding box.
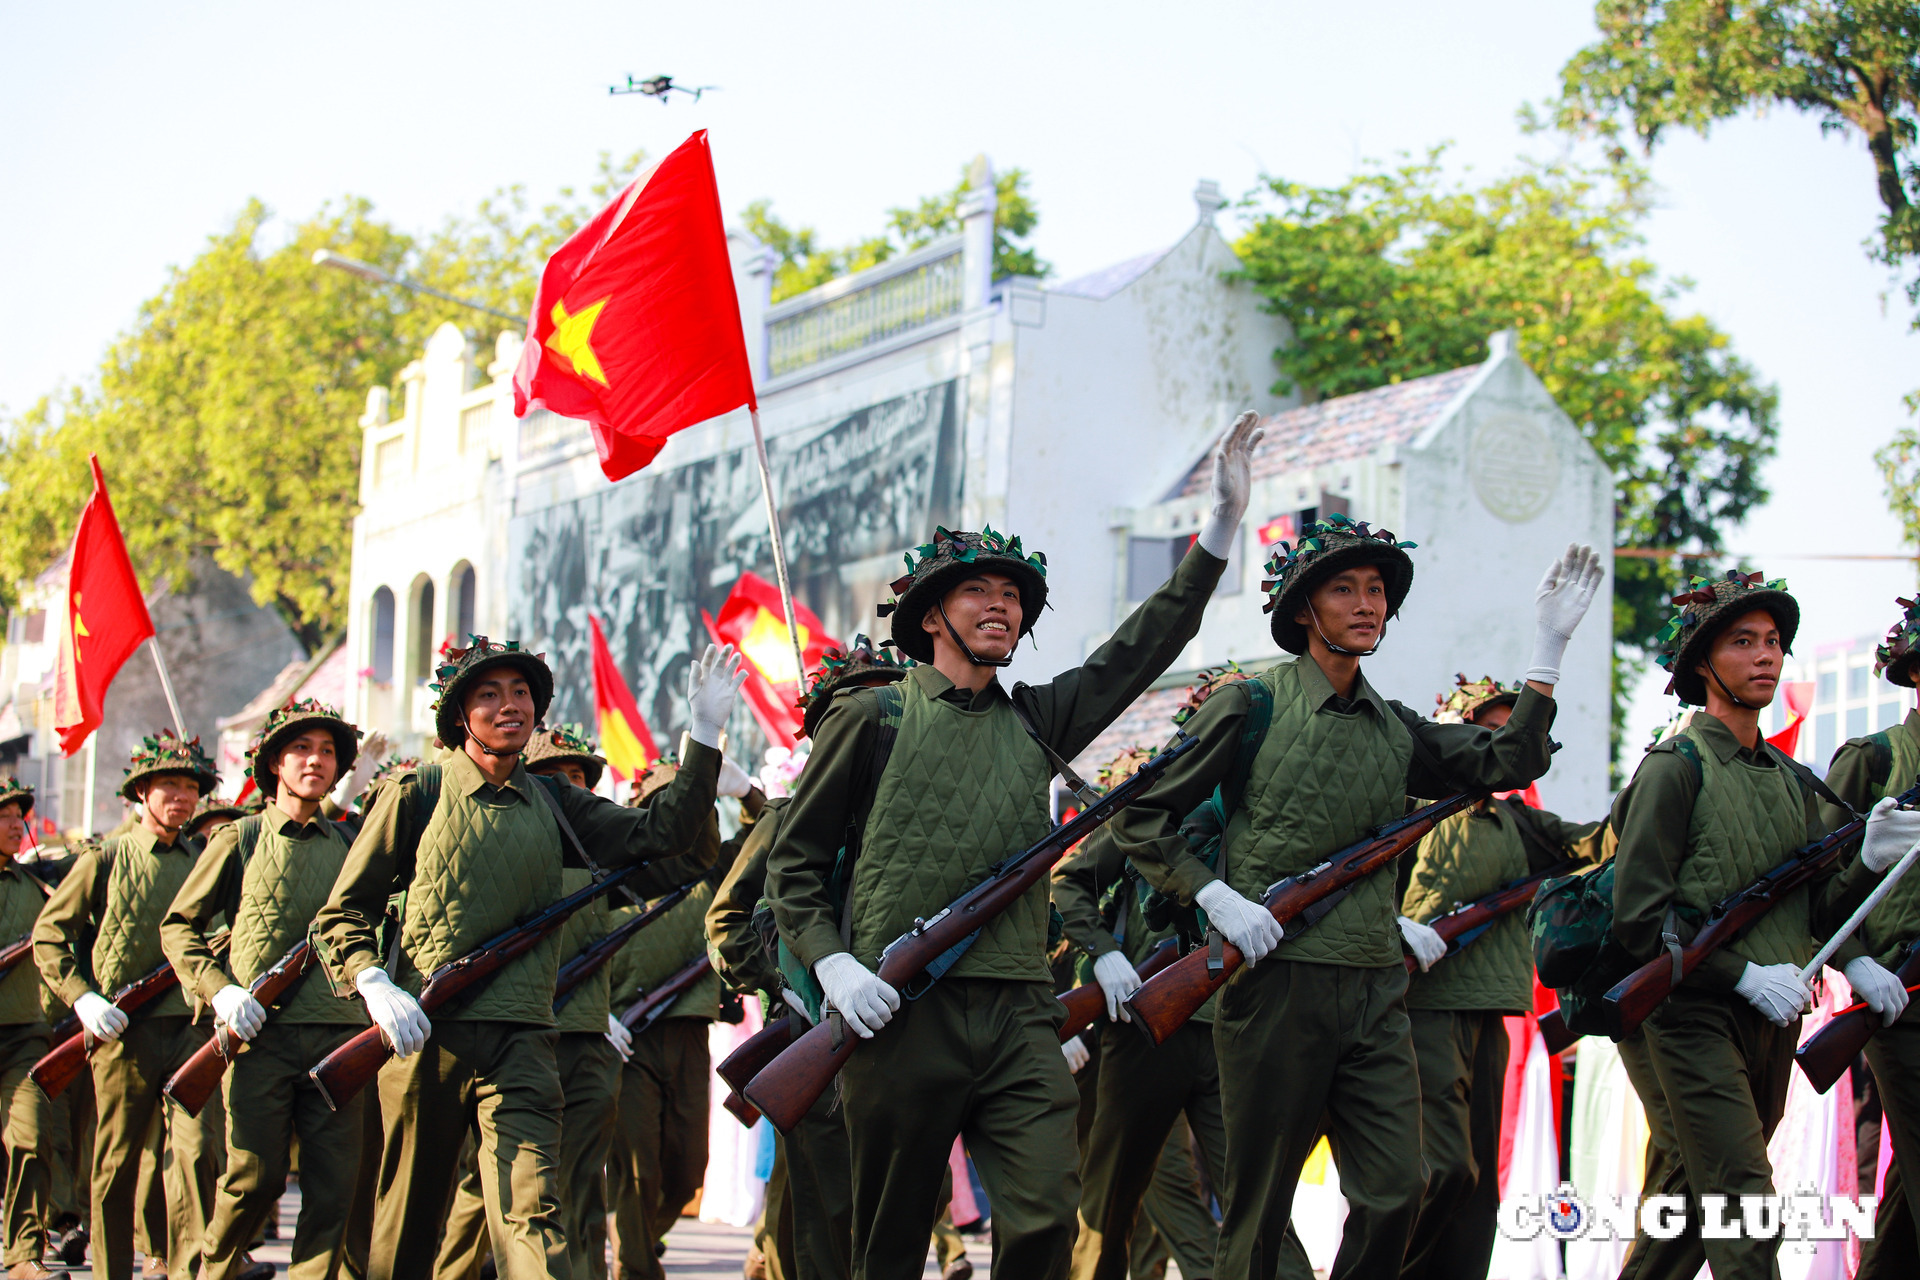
[1849,663,1870,700]
[454,564,476,641]
[1127,538,1182,601]
[414,580,436,684]
[1847,706,1869,739]
[370,588,395,684]
[1817,671,1837,705]
[1815,712,1837,764]
[1885,702,1909,731]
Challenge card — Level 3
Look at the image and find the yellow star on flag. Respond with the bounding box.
[72,591,88,662]
[545,296,612,387]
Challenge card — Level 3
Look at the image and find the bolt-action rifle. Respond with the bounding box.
[0,933,32,984]
[308,861,649,1111]
[1405,857,1588,974]
[163,939,315,1117]
[617,954,713,1036]
[1056,938,1180,1043]
[552,877,705,1014]
[1124,789,1490,1044]
[741,732,1199,1133]
[1597,781,1920,1041]
[30,930,232,1100]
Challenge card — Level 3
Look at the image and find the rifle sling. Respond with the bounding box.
[1008,693,1097,806]
[531,773,642,909]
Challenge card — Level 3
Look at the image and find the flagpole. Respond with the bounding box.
[748,409,809,685]
[146,638,189,741]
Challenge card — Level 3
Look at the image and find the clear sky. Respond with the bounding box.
[4,1,1914,759]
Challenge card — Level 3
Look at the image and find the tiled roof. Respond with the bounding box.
[1071,685,1188,776]
[1174,364,1481,498]
[1049,249,1169,301]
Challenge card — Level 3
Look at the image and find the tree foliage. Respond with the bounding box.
[1235,150,1779,767]
[744,162,1048,303]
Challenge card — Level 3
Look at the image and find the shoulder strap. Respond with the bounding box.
[1869,730,1897,794]
[234,813,265,870]
[531,772,647,909]
[1007,688,1097,805]
[413,765,443,826]
[1767,743,1859,819]
[1222,676,1274,816]
[1495,798,1567,874]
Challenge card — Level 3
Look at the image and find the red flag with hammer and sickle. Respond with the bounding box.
[53,455,156,755]
[512,130,757,482]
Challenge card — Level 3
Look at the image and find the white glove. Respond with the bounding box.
[1862,796,1920,873]
[686,645,749,749]
[1735,961,1811,1027]
[1525,544,1605,685]
[716,755,754,799]
[74,991,128,1043]
[334,729,390,806]
[355,967,431,1057]
[211,984,266,1042]
[1845,956,1911,1027]
[1197,412,1265,559]
[1194,880,1285,967]
[1398,917,1448,972]
[1092,950,1141,1023]
[814,952,900,1039]
[1061,1035,1091,1074]
[605,1012,634,1061]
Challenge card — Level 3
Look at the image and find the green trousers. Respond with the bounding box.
[1214,959,1425,1280]
[369,1021,568,1280]
[755,1130,797,1280]
[2,1023,52,1265]
[783,1088,853,1280]
[201,1022,365,1280]
[91,1014,221,1280]
[839,977,1079,1280]
[45,1063,93,1232]
[1133,1116,1225,1280]
[1616,1030,1683,1279]
[1400,1009,1509,1280]
[1861,1019,1920,1279]
[1618,988,1796,1280]
[607,1018,710,1280]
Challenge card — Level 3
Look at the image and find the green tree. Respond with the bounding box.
[1235,150,1779,770]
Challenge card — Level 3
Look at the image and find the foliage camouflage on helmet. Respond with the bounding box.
[523,723,608,790]
[1433,674,1522,726]
[121,729,219,802]
[0,777,33,819]
[1653,570,1798,706]
[429,635,555,747]
[1876,596,1920,689]
[1172,661,1252,729]
[246,697,362,799]
[183,797,245,839]
[1097,747,1156,788]
[876,526,1049,663]
[1259,512,1417,655]
[796,634,913,740]
[628,753,681,806]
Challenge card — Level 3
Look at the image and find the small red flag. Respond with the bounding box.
[590,615,659,783]
[53,456,157,755]
[1767,680,1816,757]
[513,130,757,482]
[702,573,835,749]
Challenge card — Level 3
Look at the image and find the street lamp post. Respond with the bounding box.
[311,250,525,326]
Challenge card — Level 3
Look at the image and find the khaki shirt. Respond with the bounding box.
[33,823,201,1010]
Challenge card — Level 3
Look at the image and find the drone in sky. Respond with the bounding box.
[609,75,717,104]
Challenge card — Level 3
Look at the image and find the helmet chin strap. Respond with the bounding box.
[1703,658,1760,710]
[1307,603,1385,658]
[461,715,526,759]
[937,600,1016,668]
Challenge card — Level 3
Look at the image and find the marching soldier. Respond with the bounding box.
[1817,596,1920,1279]
[1,780,56,1280]
[1113,522,1603,1279]
[159,699,368,1280]
[311,637,744,1280]
[1397,676,1604,1280]
[766,413,1262,1279]
[1611,572,1916,1280]
[17,836,95,1270]
[33,730,224,1280]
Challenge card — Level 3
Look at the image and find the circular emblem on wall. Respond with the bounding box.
[1469,412,1561,524]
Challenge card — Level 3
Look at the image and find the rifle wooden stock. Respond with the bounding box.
[1125,790,1485,1045]
[718,1015,794,1094]
[1056,938,1180,1043]
[1795,943,1920,1094]
[723,1090,762,1128]
[1537,1008,1580,1055]
[1402,858,1585,974]
[1597,783,1920,1041]
[0,932,31,983]
[308,862,645,1111]
[742,733,1200,1132]
[163,939,315,1117]
[552,878,702,1014]
[30,931,231,1101]
[617,956,713,1036]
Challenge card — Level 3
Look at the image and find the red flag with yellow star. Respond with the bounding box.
[590,614,659,783]
[701,573,835,748]
[512,130,756,481]
[53,456,157,755]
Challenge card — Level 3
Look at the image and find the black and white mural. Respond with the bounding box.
[512,380,961,747]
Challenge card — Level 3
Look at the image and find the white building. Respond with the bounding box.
[1776,633,1916,773]
[344,159,1613,817]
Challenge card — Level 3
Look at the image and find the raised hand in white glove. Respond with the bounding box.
[335,729,391,806]
[1197,412,1266,560]
[814,952,899,1039]
[686,644,749,749]
[1526,544,1606,686]
[1845,956,1912,1027]
[1862,796,1920,873]
[605,1012,634,1061]
[1398,917,1448,972]
[355,967,431,1057]
[1092,950,1141,1023]
[1195,880,1285,967]
[1735,961,1811,1027]
[211,984,266,1042]
[1061,1035,1091,1074]
[74,991,128,1043]
[716,755,754,800]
